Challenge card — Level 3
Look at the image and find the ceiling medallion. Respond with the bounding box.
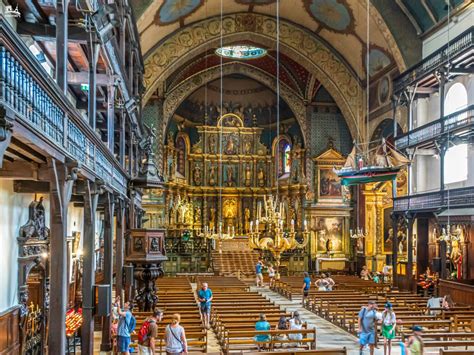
[215,45,267,60]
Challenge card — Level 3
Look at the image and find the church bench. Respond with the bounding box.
[223,328,317,353]
[400,332,474,342]
[241,349,347,355]
[439,350,474,355]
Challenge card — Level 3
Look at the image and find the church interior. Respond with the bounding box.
[0,0,473,354]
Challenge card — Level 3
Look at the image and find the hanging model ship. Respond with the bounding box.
[334,139,410,186]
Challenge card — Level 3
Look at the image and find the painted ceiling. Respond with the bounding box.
[135,0,407,81]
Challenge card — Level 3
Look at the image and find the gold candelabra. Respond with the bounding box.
[198,222,236,253]
[248,195,309,279]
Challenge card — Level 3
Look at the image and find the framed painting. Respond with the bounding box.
[315,217,344,253]
[319,168,342,198]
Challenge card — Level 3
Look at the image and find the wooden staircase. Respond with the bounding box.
[212,250,260,277]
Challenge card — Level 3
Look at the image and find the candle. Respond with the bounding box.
[250,221,253,233]
[304,219,308,231]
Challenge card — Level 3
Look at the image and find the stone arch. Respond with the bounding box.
[144,13,364,141]
[163,62,308,145]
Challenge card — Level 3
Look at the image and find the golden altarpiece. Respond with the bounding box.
[143,113,308,273]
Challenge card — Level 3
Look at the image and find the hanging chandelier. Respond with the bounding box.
[350,227,366,239]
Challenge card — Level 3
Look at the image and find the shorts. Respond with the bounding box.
[138,345,153,355]
[117,336,131,352]
[256,273,263,281]
[359,331,376,346]
[303,289,309,297]
[200,302,211,314]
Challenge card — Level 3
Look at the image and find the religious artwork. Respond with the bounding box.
[150,237,160,252]
[223,198,238,229]
[244,163,252,187]
[378,76,391,104]
[194,206,201,224]
[257,166,265,187]
[176,136,186,177]
[383,207,393,253]
[315,217,343,253]
[155,0,204,25]
[208,165,216,186]
[134,237,144,252]
[319,168,341,197]
[244,208,251,232]
[243,136,252,154]
[224,134,238,155]
[367,48,392,77]
[209,207,216,231]
[19,197,50,241]
[398,229,407,256]
[225,164,237,187]
[193,164,202,186]
[208,134,217,154]
[303,0,354,33]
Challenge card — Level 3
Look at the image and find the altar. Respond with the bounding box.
[316,257,348,272]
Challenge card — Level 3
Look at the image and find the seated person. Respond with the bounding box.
[426,295,442,315]
[442,295,454,309]
[274,316,288,344]
[372,272,380,284]
[360,266,370,280]
[288,311,303,342]
[255,313,271,349]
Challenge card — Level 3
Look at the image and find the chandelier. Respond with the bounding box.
[437,225,461,243]
[198,222,236,254]
[350,227,366,239]
[249,195,309,279]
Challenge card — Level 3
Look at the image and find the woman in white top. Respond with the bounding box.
[380,302,396,355]
[315,274,329,291]
[288,311,303,341]
[267,264,276,288]
[165,313,188,354]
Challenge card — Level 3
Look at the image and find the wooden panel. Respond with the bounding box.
[439,279,474,306]
[0,306,20,354]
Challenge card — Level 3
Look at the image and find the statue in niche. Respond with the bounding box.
[244,164,252,187]
[208,134,217,154]
[243,137,252,154]
[257,166,265,187]
[184,203,193,225]
[193,165,202,186]
[19,197,50,241]
[209,208,216,231]
[291,155,300,183]
[194,207,201,224]
[167,132,174,148]
[225,135,237,155]
[398,230,406,255]
[450,237,462,279]
[226,166,235,187]
[244,208,250,233]
[209,165,216,186]
[150,237,160,252]
[134,237,143,252]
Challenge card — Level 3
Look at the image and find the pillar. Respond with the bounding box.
[56,0,69,94]
[115,200,125,301]
[391,214,399,286]
[107,82,115,152]
[81,181,99,355]
[406,215,415,289]
[88,41,100,131]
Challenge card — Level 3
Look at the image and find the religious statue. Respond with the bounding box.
[290,152,300,183]
[167,132,174,148]
[225,135,236,155]
[244,164,252,187]
[209,165,216,186]
[208,134,216,154]
[194,206,201,224]
[243,137,252,154]
[326,238,332,254]
[150,237,160,252]
[450,238,462,279]
[19,197,50,241]
[226,165,235,187]
[257,166,265,187]
[209,208,216,231]
[244,208,250,232]
[184,204,193,225]
[398,230,406,255]
[193,165,202,186]
[139,124,156,160]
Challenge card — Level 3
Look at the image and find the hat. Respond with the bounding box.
[368,300,376,305]
[385,302,392,309]
[412,325,423,332]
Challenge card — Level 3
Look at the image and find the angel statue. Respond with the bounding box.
[139,124,157,160]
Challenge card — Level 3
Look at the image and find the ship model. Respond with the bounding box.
[335,139,410,186]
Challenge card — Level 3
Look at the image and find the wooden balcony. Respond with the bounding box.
[0,18,128,195]
[393,28,473,94]
[393,186,474,213]
[395,105,474,150]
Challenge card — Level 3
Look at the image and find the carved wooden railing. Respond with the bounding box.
[0,18,128,195]
[394,28,473,94]
[393,186,474,212]
[395,105,474,150]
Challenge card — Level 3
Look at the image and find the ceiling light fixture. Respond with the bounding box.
[215,45,267,59]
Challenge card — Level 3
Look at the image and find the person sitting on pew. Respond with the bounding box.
[360,265,370,280]
[197,282,213,329]
[255,313,271,350]
[165,313,188,355]
[405,325,423,355]
[358,300,380,355]
[302,272,311,305]
[274,315,289,346]
[380,302,396,355]
[442,294,454,310]
[288,311,303,344]
[315,274,330,291]
[426,295,442,315]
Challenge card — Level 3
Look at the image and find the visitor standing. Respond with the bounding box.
[138,309,162,355]
[165,314,188,355]
[117,301,136,355]
[358,300,379,355]
[405,325,424,355]
[324,273,335,291]
[256,258,264,287]
[198,282,213,329]
[268,264,276,288]
[315,274,329,291]
[254,313,271,350]
[380,302,396,355]
[302,272,311,305]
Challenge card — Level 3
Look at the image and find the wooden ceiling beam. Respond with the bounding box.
[10,137,47,164]
[17,22,89,43]
[0,160,39,180]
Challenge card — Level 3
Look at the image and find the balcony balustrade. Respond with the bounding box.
[0,20,128,195]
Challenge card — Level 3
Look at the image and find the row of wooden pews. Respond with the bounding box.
[132,276,207,353]
[197,276,317,353]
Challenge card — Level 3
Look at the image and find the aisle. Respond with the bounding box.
[254,286,403,355]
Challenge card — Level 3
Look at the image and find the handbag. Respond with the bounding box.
[168,325,184,353]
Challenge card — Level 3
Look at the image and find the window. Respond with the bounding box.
[283,144,291,174]
[444,143,468,184]
[215,45,267,59]
[445,82,468,115]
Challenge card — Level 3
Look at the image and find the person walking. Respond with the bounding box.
[358,300,379,355]
[380,302,396,355]
[117,301,136,355]
[256,258,264,287]
[198,282,213,329]
[302,272,311,306]
[138,309,163,354]
[268,264,276,288]
[165,314,188,355]
[405,325,424,355]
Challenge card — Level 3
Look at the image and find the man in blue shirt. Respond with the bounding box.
[256,258,264,287]
[117,301,135,354]
[302,272,311,306]
[358,300,380,355]
[198,282,213,329]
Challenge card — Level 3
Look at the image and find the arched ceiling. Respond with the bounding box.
[135,0,408,82]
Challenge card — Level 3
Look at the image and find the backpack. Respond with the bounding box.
[127,315,137,334]
[137,319,154,343]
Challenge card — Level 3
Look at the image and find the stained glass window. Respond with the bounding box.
[215,45,267,59]
[284,144,291,173]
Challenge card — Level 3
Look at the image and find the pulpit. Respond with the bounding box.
[126,229,167,311]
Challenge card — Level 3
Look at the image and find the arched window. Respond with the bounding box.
[276,138,291,176]
[443,83,469,185]
[283,144,291,174]
[445,82,468,115]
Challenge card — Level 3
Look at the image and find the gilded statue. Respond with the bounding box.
[194,207,201,224]
[243,137,252,154]
[244,164,252,187]
[184,204,193,225]
[257,166,265,187]
[209,165,216,186]
[226,165,235,187]
[450,237,462,279]
[208,134,216,154]
[193,165,202,186]
[225,135,236,155]
[209,208,216,231]
[244,208,250,232]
